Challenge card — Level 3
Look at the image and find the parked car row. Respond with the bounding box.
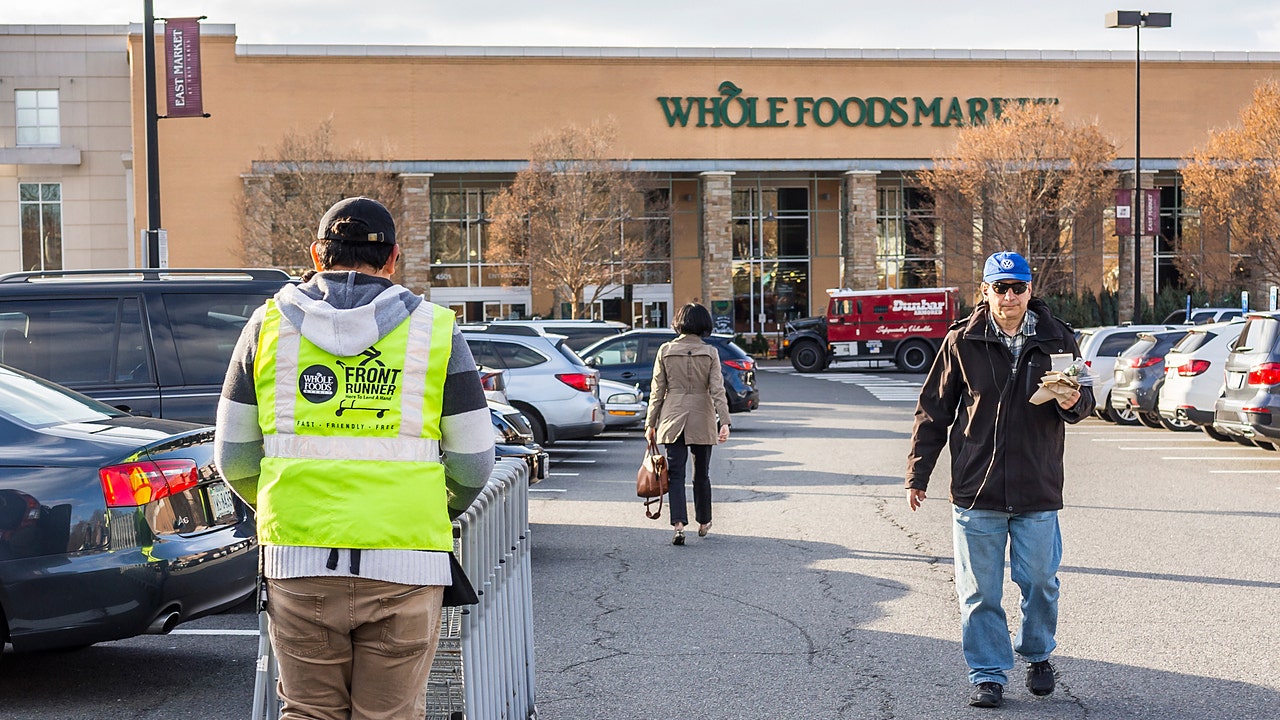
[1080,311,1280,450]
[0,271,761,657]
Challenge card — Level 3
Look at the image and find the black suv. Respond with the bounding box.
[0,268,293,423]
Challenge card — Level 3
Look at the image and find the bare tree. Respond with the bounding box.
[486,121,666,318]
[918,102,1117,296]
[238,119,401,274]
[1179,79,1280,295]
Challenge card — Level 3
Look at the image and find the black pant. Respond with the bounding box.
[664,434,713,527]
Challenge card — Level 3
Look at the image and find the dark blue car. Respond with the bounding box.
[0,364,257,653]
[578,329,760,413]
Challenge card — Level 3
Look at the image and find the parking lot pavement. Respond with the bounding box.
[760,365,923,402]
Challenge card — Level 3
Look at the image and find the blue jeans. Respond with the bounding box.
[951,506,1062,686]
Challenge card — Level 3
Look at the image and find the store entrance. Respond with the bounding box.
[730,185,811,337]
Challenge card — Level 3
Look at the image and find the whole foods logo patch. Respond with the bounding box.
[299,364,338,403]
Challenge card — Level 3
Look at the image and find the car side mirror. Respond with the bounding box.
[584,357,597,367]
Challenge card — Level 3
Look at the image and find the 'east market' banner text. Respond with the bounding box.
[165,18,204,118]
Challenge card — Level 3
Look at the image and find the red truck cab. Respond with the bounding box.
[783,287,960,373]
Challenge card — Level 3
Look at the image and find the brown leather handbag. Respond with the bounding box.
[635,438,669,519]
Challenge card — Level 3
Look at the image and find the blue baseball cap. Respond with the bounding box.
[983,251,1032,283]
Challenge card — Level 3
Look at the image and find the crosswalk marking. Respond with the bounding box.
[761,367,921,403]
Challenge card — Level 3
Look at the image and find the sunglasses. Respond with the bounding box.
[990,281,1029,296]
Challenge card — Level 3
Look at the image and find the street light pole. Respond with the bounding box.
[143,0,161,268]
[1106,10,1171,323]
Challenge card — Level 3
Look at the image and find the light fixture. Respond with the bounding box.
[476,213,492,225]
[763,211,777,222]
[1106,9,1172,323]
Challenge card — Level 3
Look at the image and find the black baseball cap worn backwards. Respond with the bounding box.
[317,197,396,245]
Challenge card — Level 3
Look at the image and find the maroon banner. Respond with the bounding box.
[1113,189,1132,236]
[165,18,204,117]
[1114,188,1160,236]
[1141,187,1161,236]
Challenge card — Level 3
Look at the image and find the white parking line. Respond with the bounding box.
[1208,470,1280,474]
[530,487,568,492]
[1162,456,1280,461]
[547,448,611,454]
[171,629,260,636]
[555,439,625,445]
[1091,437,1215,442]
[549,472,580,476]
[1119,446,1257,451]
[556,459,597,464]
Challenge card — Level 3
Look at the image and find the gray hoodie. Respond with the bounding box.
[215,271,494,585]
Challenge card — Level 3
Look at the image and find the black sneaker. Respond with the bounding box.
[1026,660,1056,696]
[969,682,1004,708]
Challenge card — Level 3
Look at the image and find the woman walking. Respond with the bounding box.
[644,303,731,545]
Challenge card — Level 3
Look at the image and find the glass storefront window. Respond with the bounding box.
[730,183,811,334]
[430,186,527,287]
[876,181,940,289]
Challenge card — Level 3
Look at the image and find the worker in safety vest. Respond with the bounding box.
[215,196,494,719]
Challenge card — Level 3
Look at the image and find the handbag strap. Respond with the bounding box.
[644,494,663,519]
[646,437,662,457]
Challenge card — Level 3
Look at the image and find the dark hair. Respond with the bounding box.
[313,239,395,272]
[672,303,713,337]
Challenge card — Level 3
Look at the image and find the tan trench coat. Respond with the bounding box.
[645,334,731,445]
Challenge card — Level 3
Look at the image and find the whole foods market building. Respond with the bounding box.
[125,25,1280,332]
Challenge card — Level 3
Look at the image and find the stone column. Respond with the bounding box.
[398,173,433,298]
[843,171,879,290]
[699,171,735,325]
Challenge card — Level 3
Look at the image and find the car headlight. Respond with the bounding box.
[607,392,639,404]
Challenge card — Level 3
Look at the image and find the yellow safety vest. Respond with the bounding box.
[253,299,455,551]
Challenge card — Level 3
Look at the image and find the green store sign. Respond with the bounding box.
[657,81,1059,129]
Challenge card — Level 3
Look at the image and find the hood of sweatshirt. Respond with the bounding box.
[273,271,423,357]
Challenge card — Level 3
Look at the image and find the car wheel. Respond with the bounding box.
[790,340,825,373]
[1202,425,1232,442]
[895,340,934,373]
[1138,412,1164,429]
[1107,393,1141,426]
[512,403,548,446]
[1158,413,1197,432]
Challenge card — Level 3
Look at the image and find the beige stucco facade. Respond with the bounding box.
[1,26,134,273]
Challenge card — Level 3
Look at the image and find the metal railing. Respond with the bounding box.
[252,458,537,719]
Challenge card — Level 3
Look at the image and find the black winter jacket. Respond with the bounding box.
[905,298,1095,512]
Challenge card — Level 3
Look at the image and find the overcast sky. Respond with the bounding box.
[8,0,1280,51]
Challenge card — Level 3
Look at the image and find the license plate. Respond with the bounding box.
[208,481,237,520]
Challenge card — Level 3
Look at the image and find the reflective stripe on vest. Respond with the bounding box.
[263,434,440,462]
[253,298,455,551]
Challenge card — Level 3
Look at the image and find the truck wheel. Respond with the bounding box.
[895,341,933,373]
[790,340,826,373]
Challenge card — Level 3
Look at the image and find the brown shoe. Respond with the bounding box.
[698,522,712,537]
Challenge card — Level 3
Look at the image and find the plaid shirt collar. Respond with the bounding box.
[989,309,1037,365]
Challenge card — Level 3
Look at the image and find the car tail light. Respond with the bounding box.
[1175,359,1211,377]
[723,358,755,371]
[1122,356,1160,369]
[555,372,596,392]
[1247,362,1280,387]
[100,459,200,508]
[479,370,505,392]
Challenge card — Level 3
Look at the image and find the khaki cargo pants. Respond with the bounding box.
[267,576,444,720]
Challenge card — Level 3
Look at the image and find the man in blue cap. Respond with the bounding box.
[904,251,1094,708]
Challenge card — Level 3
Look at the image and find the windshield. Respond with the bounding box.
[0,365,123,428]
[1235,317,1279,353]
